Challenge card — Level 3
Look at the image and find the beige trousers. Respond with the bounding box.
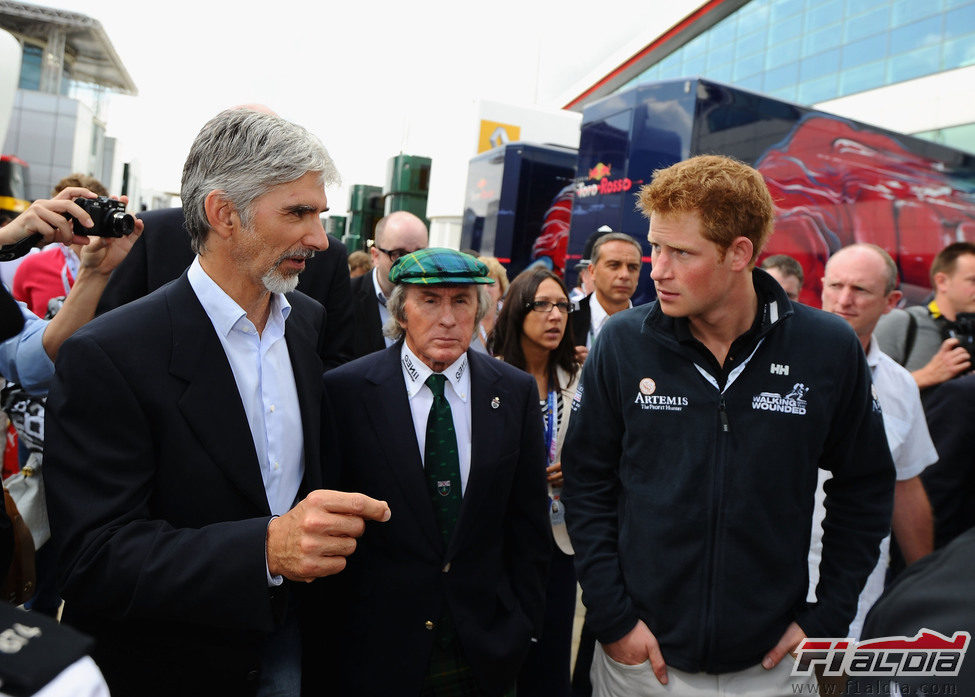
[591,643,819,697]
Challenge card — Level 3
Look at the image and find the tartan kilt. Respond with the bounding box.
[421,628,516,697]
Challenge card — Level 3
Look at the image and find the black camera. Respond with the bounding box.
[65,196,135,238]
[946,313,975,365]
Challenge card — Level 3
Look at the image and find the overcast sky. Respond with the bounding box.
[43,0,685,216]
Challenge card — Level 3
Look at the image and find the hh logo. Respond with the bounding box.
[770,363,789,376]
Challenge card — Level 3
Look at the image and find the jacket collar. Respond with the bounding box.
[642,266,794,344]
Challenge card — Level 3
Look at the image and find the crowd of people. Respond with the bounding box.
[0,106,971,697]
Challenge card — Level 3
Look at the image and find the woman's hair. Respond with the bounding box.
[477,255,510,296]
[489,267,578,389]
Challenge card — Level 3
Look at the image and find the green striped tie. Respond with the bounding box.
[424,374,462,545]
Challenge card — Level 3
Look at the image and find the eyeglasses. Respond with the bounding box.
[526,300,572,314]
[375,246,410,263]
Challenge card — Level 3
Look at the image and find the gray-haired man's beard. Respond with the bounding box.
[262,248,316,294]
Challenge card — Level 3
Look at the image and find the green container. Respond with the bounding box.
[384,193,428,220]
[348,184,384,251]
[385,154,431,195]
[325,215,346,239]
[384,155,431,226]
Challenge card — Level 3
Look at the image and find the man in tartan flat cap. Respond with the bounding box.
[317,247,550,696]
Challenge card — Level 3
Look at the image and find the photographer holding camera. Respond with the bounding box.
[875,241,975,557]
[0,186,142,388]
[875,242,975,389]
[1,180,141,620]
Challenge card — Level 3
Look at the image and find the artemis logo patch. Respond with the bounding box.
[752,382,809,415]
[792,630,969,678]
[633,378,688,411]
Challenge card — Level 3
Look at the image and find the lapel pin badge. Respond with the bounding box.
[491,396,500,409]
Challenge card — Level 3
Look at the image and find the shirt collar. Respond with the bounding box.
[187,256,291,339]
[400,341,470,403]
[372,267,388,306]
[865,333,882,371]
[590,292,631,332]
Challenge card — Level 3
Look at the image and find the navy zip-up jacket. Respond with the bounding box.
[562,269,895,674]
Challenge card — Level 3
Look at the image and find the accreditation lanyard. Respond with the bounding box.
[544,389,558,466]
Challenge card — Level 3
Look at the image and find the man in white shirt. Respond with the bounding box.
[570,231,642,364]
[349,211,428,357]
[44,108,389,697]
[811,243,937,637]
[321,248,550,696]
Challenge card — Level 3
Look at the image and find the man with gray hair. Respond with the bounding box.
[320,247,549,696]
[45,108,390,697]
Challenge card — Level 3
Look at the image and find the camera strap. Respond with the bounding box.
[902,310,917,368]
[0,233,42,262]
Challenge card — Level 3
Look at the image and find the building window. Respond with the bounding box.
[18,44,42,91]
[615,0,975,107]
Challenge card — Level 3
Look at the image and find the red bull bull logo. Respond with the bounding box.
[588,162,612,180]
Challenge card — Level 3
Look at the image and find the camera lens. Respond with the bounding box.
[111,212,136,236]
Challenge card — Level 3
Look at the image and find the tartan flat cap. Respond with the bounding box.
[389,247,495,285]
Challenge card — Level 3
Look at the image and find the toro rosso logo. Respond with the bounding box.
[576,162,633,199]
[792,630,970,677]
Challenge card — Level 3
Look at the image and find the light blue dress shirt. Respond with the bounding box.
[0,301,54,396]
[187,258,304,517]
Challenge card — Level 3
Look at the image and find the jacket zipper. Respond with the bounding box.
[701,395,730,669]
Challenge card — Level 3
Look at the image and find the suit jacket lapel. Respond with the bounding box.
[365,346,444,553]
[285,298,323,495]
[167,274,270,514]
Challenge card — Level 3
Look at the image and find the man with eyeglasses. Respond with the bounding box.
[350,211,429,357]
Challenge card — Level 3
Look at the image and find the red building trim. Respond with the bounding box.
[563,0,731,110]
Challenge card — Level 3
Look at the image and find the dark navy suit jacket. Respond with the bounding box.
[46,273,326,696]
[316,344,551,696]
[349,271,386,358]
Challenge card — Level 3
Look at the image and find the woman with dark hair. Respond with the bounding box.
[490,267,579,696]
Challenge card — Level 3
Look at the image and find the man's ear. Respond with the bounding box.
[728,236,754,271]
[883,289,903,314]
[203,191,239,242]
